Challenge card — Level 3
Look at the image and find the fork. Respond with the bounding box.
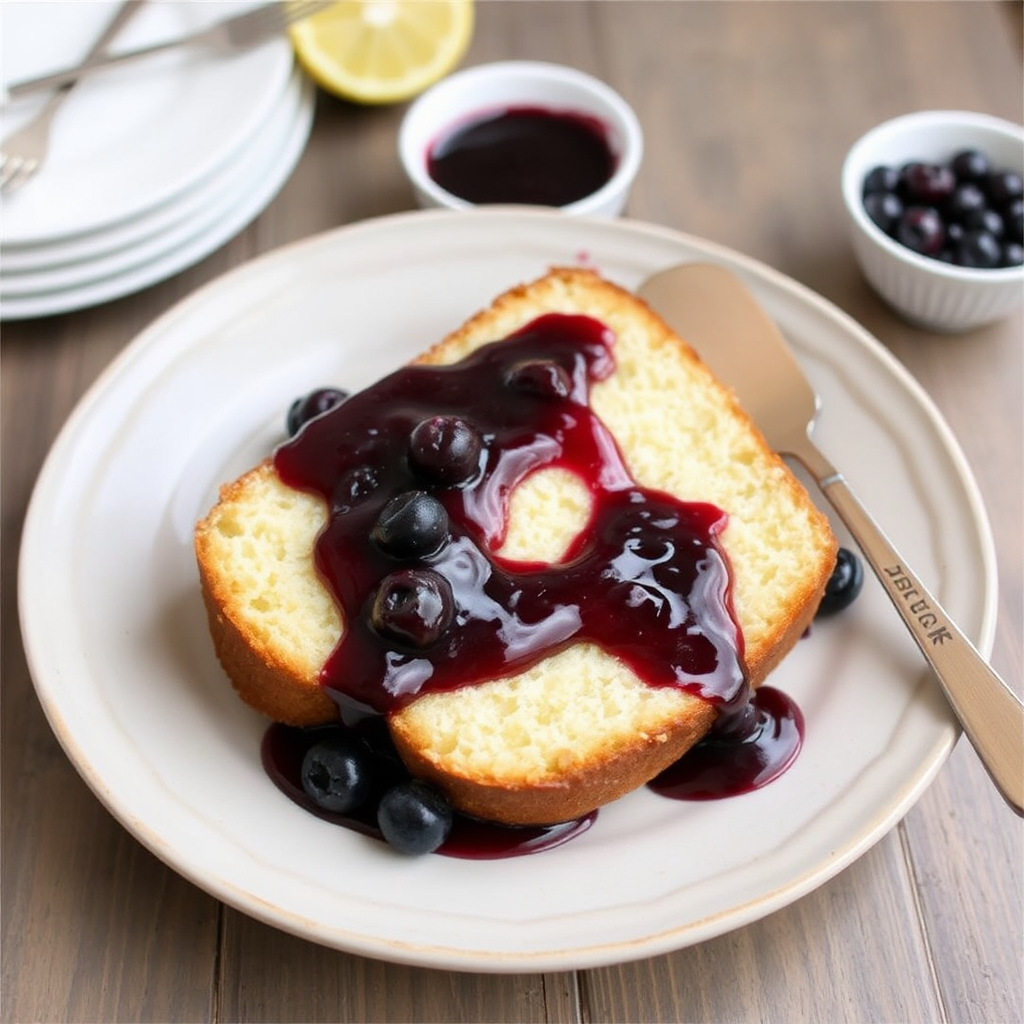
[0,1,146,194]
[6,1,335,99]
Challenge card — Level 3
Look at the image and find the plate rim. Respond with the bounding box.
[17,208,998,971]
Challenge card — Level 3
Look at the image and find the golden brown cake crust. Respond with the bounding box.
[194,267,837,825]
[390,695,718,825]
[195,462,339,727]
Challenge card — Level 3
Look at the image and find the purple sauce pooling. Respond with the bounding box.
[261,722,596,859]
[648,685,804,800]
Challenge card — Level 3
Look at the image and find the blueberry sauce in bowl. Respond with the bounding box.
[398,60,644,217]
[426,105,617,207]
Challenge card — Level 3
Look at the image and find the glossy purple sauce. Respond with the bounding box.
[274,313,747,720]
[648,686,804,800]
[262,722,595,859]
[265,313,806,856]
[427,105,616,206]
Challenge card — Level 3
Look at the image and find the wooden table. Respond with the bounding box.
[3,3,1021,1021]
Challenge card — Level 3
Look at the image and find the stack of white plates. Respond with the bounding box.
[1,1,316,320]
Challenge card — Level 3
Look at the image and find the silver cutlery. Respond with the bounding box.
[0,1,146,194]
[5,1,334,100]
[638,261,1024,816]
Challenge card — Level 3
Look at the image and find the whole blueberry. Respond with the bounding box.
[334,464,380,513]
[370,568,455,647]
[944,182,986,223]
[958,230,1002,269]
[896,207,945,256]
[1001,242,1024,267]
[371,491,449,559]
[816,548,864,617]
[1003,198,1023,244]
[986,170,1024,207]
[896,162,922,200]
[862,165,899,196]
[864,192,903,234]
[951,148,991,183]
[286,387,348,437]
[962,206,1005,239]
[505,359,574,399]
[377,780,453,855]
[901,162,956,205]
[301,734,374,813]
[409,415,484,486]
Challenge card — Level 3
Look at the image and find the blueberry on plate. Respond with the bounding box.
[301,734,374,813]
[377,780,454,855]
[286,387,348,437]
[817,547,864,617]
[334,464,380,514]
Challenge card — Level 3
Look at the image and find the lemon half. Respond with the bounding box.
[289,0,475,105]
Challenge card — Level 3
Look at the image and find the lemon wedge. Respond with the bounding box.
[289,0,475,104]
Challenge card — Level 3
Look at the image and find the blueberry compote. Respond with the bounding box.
[268,313,806,856]
[648,686,803,800]
[427,106,616,206]
[262,720,595,859]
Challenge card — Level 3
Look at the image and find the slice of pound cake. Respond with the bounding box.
[195,268,837,826]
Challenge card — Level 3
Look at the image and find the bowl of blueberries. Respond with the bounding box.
[841,109,1023,332]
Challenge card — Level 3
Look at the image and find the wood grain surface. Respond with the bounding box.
[2,3,1021,1022]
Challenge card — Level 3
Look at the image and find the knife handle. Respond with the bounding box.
[804,449,1024,816]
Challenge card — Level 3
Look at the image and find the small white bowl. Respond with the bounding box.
[398,60,643,218]
[841,109,1024,332]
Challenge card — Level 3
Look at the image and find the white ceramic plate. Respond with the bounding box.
[0,0,293,245]
[1,63,305,277]
[0,72,314,319]
[2,69,310,296]
[19,210,995,972]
